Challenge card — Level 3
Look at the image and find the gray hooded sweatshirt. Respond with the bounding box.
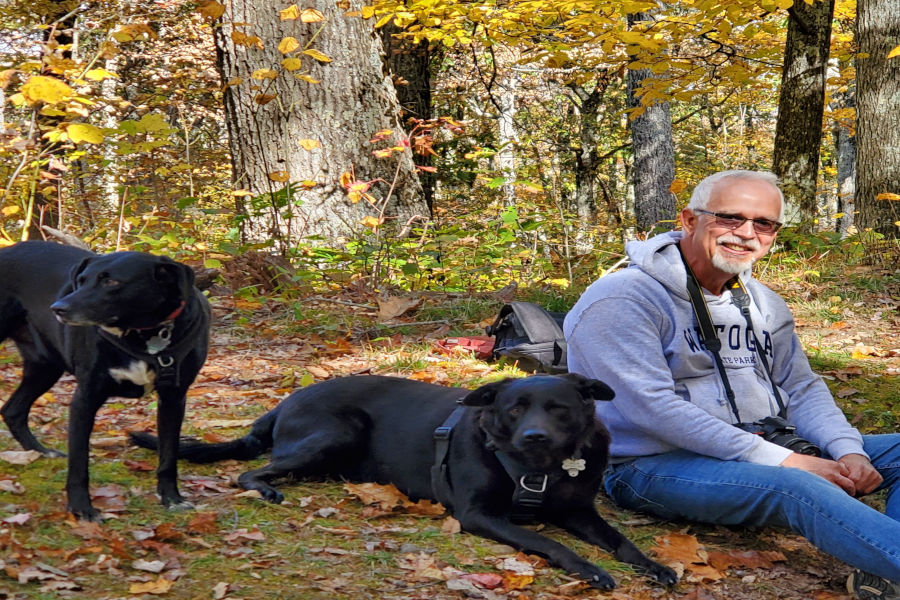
[564,231,864,465]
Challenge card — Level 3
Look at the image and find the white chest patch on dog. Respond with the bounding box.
[109,360,156,391]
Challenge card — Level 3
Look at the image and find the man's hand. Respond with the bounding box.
[780,453,856,495]
[838,453,882,495]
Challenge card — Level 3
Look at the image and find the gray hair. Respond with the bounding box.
[687,170,785,222]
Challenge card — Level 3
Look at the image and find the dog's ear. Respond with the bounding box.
[69,257,93,290]
[154,258,195,300]
[461,379,511,407]
[562,373,615,402]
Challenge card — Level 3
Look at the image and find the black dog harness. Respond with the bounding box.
[97,298,206,388]
[431,406,550,521]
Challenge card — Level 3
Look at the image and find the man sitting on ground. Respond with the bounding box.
[564,170,900,599]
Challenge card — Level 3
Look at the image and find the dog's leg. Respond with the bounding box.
[1,361,65,457]
[549,507,678,585]
[456,510,620,589]
[156,389,192,511]
[237,464,289,503]
[237,424,365,503]
[64,385,105,521]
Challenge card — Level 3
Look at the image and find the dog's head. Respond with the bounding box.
[461,374,613,470]
[51,251,195,329]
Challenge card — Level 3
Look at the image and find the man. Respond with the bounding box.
[564,170,900,599]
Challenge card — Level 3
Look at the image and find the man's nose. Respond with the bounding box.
[732,219,757,237]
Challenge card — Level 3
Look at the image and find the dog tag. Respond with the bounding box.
[146,327,172,355]
[561,457,586,477]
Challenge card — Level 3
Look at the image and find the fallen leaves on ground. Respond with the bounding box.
[128,575,174,595]
[0,450,43,465]
[344,482,445,516]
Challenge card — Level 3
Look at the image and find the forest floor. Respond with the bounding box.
[0,254,898,600]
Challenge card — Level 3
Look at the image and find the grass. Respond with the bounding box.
[1,241,898,599]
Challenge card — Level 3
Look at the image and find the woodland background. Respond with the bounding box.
[1,0,900,599]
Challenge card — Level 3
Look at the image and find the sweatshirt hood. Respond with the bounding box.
[624,230,753,300]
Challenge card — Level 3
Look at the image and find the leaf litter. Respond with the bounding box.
[0,283,895,599]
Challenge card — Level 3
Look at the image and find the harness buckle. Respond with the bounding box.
[518,474,548,494]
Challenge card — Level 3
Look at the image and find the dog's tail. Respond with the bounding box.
[129,409,278,463]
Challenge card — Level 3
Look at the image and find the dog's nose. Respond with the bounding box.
[50,301,69,317]
[522,429,550,444]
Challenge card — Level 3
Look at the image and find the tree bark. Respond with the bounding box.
[569,84,604,229]
[856,0,900,236]
[833,92,856,234]
[30,1,80,238]
[496,70,518,206]
[380,24,434,213]
[627,13,675,233]
[215,0,428,246]
[771,0,836,226]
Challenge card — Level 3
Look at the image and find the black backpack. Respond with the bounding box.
[485,302,568,373]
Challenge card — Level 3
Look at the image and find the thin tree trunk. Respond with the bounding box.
[380,24,434,213]
[215,0,428,246]
[772,0,836,226]
[627,14,675,233]
[496,70,518,206]
[31,2,80,238]
[833,91,856,234]
[855,0,900,236]
[572,86,601,228]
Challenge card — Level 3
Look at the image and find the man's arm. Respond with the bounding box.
[756,285,866,460]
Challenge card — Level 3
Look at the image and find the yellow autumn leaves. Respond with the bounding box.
[12,76,107,145]
[279,5,325,23]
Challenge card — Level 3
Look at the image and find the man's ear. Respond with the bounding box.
[561,373,615,402]
[461,379,513,407]
[681,207,698,235]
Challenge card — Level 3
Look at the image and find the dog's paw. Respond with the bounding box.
[165,499,195,512]
[581,568,616,590]
[260,488,284,504]
[41,448,66,458]
[647,562,679,586]
[68,506,102,523]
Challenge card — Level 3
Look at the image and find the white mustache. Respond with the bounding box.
[717,234,760,251]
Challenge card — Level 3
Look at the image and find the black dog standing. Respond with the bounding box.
[0,241,209,521]
[132,374,677,589]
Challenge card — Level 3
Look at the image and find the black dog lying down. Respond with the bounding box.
[131,374,676,588]
[0,241,209,521]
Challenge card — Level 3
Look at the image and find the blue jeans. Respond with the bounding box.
[604,434,900,581]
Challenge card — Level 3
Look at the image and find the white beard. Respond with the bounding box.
[711,251,754,274]
[712,234,761,274]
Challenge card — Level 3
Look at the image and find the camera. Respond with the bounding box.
[736,416,821,457]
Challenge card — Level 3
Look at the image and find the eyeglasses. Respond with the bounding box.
[693,209,783,234]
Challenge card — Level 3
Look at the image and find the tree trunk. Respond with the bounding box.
[215,0,428,246]
[627,13,675,233]
[380,24,434,213]
[771,0,836,226]
[30,1,80,238]
[856,0,900,236]
[570,84,603,229]
[833,91,856,235]
[496,70,518,206]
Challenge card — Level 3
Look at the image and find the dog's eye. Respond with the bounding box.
[508,405,525,418]
[101,278,120,287]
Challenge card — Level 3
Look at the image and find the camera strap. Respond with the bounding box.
[677,245,743,423]
[727,279,788,418]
